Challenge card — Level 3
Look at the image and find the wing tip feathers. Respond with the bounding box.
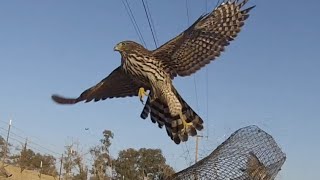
[51,94,78,105]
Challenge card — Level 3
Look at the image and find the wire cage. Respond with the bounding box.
[169,125,286,180]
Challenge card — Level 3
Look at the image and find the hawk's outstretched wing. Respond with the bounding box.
[52,66,144,104]
[152,0,255,78]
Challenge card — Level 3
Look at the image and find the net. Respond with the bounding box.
[169,125,286,180]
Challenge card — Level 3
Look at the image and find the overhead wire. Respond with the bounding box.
[0,120,61,155]
[185,0,190,25]
[121,0,147,47]
[141,0,158,48]
[205,0,210,139]
[205,0,208,13]
[183,0,198,165]
[28,140,61,157]
[0,130,59,160]
[0,122,61,159]
[185,0,200,112]
[145,0,159,47]
[0,119,58,151]
[121,0,193,167]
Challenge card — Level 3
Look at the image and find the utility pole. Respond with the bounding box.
[58,154,63,180]
[24,138,28,149]
[22,138,28,165]
[3,119,12,163]
[195,135,204,163]
[39,160,43,179]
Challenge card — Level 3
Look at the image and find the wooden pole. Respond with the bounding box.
[195,135,203,163]
[39,160,43,179]
[58,154,63,180]
[3,120,12,163]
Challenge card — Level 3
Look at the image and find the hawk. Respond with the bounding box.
[243,152,272,180]
[52,0,254,144]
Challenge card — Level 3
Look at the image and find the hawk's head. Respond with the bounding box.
[114,41,147,55]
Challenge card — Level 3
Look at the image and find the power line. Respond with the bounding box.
[183,0,202,166]
[145,0,159,46]
[205,0,208,13]
[141,0,158,48]
[121,0,147,47]
[205,69,210,139]
[185,0,190,25]
[28,140,61,157]
[0,126,24,141]
[184,0,200,113]
[0,124,61,157]
[0,131,59,159]
[0,120,61,155]
[205,0,210,139]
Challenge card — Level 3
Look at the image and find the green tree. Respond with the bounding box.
[63,141,88,180]
[90,130,114,180]
[72,150,88,180]
[33,153,57,177]
[19,148,34,172]
[11,144,58,177]
[63,144,76,179]
[114,148,175,180]
[0,136,12,178]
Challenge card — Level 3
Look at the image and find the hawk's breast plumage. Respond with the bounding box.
[52,0,255,144]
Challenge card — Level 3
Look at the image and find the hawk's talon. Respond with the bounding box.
[179,112,193,133]
[140,98,144,105]
[138,87,147,104]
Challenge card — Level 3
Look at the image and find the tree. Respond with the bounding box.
[0,135,12,162]
[114,148,175,180]
[90,130,114,180]
[0,136,12,178]
[63,141,88,180]
[72,150,88,180]
[10,143,58,177]
[0,136,6,159]
[63,143,82,180]
[33,153,57,177]
[19,147,34,172]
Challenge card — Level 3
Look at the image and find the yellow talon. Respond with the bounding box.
[138,87,148,104]
[179,112,193,133]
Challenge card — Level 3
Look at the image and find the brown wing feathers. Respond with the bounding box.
[52,0,254,145]
[153,0,254,78]
[52,67,143,105]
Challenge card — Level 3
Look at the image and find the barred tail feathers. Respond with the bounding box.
[140,87,204,144]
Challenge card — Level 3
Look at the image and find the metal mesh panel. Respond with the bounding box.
[170,125,286,180]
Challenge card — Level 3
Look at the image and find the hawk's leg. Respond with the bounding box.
[138,87,148,104]
[179,112,193,133]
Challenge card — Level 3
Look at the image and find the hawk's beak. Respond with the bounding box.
[114,45,120,52]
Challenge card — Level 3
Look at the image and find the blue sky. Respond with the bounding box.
[0,0,319,179]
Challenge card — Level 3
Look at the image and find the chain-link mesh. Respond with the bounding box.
[169,125,286,180]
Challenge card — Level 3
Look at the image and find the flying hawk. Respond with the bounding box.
[52,0,255,144]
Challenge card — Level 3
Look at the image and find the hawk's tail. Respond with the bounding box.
[140,87,204,144]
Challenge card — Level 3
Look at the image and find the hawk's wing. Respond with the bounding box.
[152,0,255,78]
[52,66,143,104]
